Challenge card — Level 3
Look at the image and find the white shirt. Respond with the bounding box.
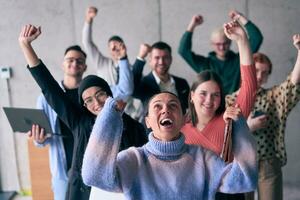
[152,71,178,95]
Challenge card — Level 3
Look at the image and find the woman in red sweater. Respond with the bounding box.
[181,20,257,200]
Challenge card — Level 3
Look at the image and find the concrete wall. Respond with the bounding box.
[0,0,299,192]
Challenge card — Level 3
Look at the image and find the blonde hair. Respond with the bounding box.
[210,27,229,42]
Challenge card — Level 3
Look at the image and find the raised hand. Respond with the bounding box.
[229,10,241,20]
[291,33,300,84]
[116,43,127,59]
[138,43,151,59]
[223,20,246,42]
[115,100,127,112]
[229,10,248,25]
[27,124,50,144]
[86,6,98,23]
[293,34,300,50]
[223,105,241,123]
[18,24,41,45]
[187,15,203,32]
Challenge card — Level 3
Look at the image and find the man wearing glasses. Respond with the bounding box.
[29,45,87,200]
[178,10,263,95]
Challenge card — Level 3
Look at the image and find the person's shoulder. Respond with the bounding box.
[226,50,238,59]
[144,71,153,78]
[122,112,133,121]
[225,91,238,104]
[142,72,155,83]
[120,146,142,154]
[191,145,221,164]
[187,144,203,154]
[172,75,189,84]
[208,51,217,58]
[181,122,194,132]
[185,144,217,163]
[118,146,146,162]
[122,113,143,128]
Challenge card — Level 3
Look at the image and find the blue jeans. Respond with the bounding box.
[52,178,68,200]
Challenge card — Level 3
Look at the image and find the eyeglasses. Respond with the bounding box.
[212,42,230,47]
[64,57,86,65]
[83,90,107,107]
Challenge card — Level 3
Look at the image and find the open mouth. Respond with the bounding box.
[160,118,173,127]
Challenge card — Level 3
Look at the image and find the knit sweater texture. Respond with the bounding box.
[182,64,257,155]
[82,98,258,200]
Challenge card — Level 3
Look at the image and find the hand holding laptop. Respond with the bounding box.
[27,124,51,144]
[3,107,64,138]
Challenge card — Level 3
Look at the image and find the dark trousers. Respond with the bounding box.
[215,192,245,200]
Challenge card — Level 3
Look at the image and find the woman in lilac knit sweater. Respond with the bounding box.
[82,92,257,200]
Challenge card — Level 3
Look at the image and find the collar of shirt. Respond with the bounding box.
[257,87,266,95]
[152,71,178,95]
[152,71,174,85]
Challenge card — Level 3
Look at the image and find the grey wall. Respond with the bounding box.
[0,0,299,192]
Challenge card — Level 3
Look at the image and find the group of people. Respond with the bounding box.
[20,6,300,200]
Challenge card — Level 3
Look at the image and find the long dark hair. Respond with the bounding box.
[189,70,225,126]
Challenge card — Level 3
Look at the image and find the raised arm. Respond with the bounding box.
[18,24,41,67]
[82,6,98,56]
[229,10,263,53]
[201,117,257,193]
[187,14,203,32]
[229,10,249,26]
[224,21,252,66]
[291,34,300,84]
[224,21,257,117]
[218,117,257,193]
[137,43,151,61]
[110,43,133,100]
[82,97,124,191]
[82,6,110,66]
[178,15,210,73]
[132,44,150,94]
[19,24,82,133]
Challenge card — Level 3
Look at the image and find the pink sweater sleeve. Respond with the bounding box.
[235,64,257,118]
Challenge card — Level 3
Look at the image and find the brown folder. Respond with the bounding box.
[220,119,233,163]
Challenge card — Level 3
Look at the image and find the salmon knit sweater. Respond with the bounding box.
[182,64,257,155]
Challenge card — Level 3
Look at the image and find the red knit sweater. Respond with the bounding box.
[182,64,257,155]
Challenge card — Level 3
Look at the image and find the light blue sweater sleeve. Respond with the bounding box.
[110,59,134,101]
[82,110,257,199]
[34,94,54,147]
[82,97,124,192]
[217,117,258,193]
